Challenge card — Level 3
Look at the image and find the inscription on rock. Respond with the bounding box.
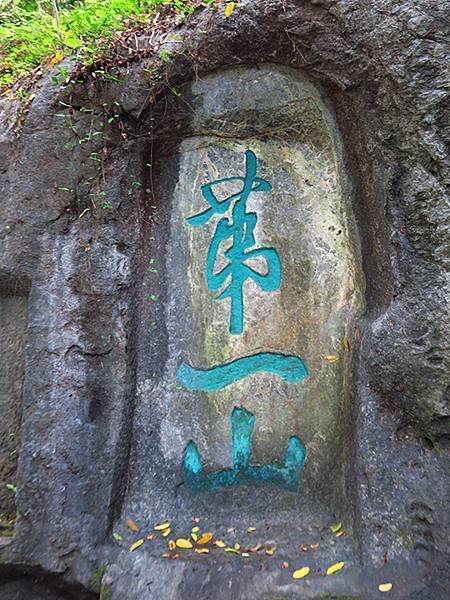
[133,66,364,507]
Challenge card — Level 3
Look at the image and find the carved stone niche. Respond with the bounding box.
[122,65,364,543]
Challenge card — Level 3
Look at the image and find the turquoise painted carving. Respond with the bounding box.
[178,352,308,391]
[183,407,307,493]
[186,149,281,335]
[180,150,309,494]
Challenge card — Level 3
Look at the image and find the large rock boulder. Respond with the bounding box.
[0,1,448,598]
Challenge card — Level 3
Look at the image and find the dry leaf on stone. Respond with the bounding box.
[249,543,262,552]
[176,538,193,549]
[214,540,226,548]
[293,567,310,579]
[379,583,393,592]
[225,2,235,17]
[247,527,256,533]
[154,520,170,531]
[127,518,139,532]
[301,544,308,552]
[241,552,250,558]
[129,538,144,552]
[162,552,179,559]
[146,534,155,541]
[265,546,276,556]
[195,548,209,554]
[225,547,241,554]
[326,561,345,575]
[197,532,213,545]
[168,540,176,551]
[336,530,347,537]
[310,543,320,549]
[325,355,338,363]
[161,528,171,537]
[343,338,350,352]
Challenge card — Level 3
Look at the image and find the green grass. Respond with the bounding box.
[90,564,107,594]
[0,0,217,88]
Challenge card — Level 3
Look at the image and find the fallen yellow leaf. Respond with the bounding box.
[247,527,256,533]
[225,547,240,554]
[379,583,393,593]
[47,50,64,69]
[197,532,213,545]
[343,338,350,352]
[195,548,209,554]
[154,520,170,531]
[336,530,347,537]
[293,566,310,579]
[330,522,342,533]
[241,552,250,557]
[127,518,139,532]
[191,533,198,542]
[129,538,144,552]
[176,538,193,549]
[325,355,338,363]
[265,546,276,556]
[326,561,345,575]
[191,526,200,533]
[225,2,235,17]
[214,539,226,548]
[161,528,171,537]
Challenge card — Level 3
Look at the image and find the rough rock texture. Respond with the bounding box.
[0,1,448,599]
[0,288,28,521]
[0,565,97,600]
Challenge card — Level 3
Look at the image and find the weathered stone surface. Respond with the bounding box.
[0,289,28,522]
[0,0,448,598]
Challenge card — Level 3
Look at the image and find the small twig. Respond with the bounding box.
[285,30,309,64]
[51,0,63,45]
